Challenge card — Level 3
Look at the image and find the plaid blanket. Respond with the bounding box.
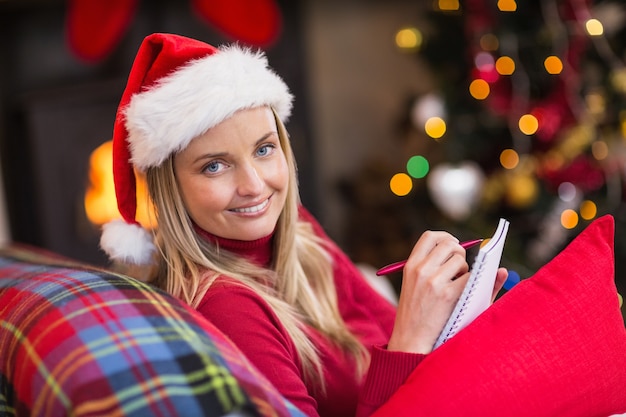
[0,246,304,417]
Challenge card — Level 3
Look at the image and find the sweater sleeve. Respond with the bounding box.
[197,279,320,417]
[356,345,426,417]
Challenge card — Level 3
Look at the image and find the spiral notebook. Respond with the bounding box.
[434,218,510,349]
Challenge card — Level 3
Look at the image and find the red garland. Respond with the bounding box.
[539,155,605,193]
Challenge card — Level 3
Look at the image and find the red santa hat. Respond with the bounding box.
[100,33,293,265]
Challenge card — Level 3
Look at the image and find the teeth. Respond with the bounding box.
[231,199,269,213]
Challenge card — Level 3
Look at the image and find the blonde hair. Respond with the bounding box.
[145,108,368,390]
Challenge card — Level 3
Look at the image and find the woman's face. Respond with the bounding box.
[173,106,289,241]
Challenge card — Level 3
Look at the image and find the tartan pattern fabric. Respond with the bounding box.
[0,247,304,417]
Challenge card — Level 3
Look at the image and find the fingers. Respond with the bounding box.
[402,230,470,293]
[389,231,472,353]
[405,231,465,269]
[491,267,508,302]
[406,230,459,260]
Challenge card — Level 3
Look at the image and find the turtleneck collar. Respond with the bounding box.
[194,224,274,268]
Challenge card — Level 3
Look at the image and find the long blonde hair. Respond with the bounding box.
[146,108,368,389]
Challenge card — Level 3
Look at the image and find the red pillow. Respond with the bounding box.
[373,214,626,417]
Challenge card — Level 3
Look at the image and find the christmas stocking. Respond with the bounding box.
[66,0,139,62]
[191,0,282,47]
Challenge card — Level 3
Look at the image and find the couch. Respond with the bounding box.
[2,215,626,417]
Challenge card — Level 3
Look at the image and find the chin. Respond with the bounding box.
[229,220,277,241]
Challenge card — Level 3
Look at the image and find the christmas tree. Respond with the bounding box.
[344,0,626,305]
[421,0,625,284]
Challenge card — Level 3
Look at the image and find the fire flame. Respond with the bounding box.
[84,140,156,228]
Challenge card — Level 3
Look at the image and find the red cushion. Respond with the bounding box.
[372,214,626,417]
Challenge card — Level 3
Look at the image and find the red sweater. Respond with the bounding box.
[196,207,425,417]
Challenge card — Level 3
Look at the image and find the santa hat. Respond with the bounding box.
[100,32,293,265]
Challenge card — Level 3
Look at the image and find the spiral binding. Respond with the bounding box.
[442,257,486,339]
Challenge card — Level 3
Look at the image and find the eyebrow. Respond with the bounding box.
[192,131,277,164]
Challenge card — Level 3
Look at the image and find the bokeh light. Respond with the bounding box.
[395,27,423,51]
[519,114,539,135]
[586,91,606,116]
[437,0,460,11]
[390,173,413,196]
[557,182,577,202]
[591,140,609,160]
[506,174,538,208]
[497,0,517,12]
[544,56,563,74]
[612,69,626,94]
[474,52,499,82]
[580,200,597,220]
[585,18,604,36]
[561,209,579,229]
[424,116,447,139]
[543,150,565,171]
[474,52,495,72]
[500,148,519,169]
[480,33,499,51]
[469,79,490,100]
[406,155,430,178]
[495,56,515,75]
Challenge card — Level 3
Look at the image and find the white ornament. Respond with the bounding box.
[427,161,485,221]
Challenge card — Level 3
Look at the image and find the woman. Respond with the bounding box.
[101,33,507,417]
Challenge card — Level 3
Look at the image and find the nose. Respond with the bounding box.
[236,162,264,196]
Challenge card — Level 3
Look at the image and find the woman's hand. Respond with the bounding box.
[387,231,471,354]
[387,232,510,354]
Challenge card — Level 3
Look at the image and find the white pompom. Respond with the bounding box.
[100,220,156,265]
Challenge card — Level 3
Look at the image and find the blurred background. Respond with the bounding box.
[0,0,625,306]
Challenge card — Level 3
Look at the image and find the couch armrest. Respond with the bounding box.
[0,246,304,417]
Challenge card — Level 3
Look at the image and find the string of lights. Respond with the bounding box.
[387,0,626,273]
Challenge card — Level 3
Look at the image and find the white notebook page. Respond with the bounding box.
[434,218,510,348]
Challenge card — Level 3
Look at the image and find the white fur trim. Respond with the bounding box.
[125,45,293,171]
[100,219,156,265]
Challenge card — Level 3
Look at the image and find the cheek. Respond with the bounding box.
[270,156,290,189]
[179,177,231,216]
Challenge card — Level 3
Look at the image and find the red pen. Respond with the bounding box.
[375,239,484,276]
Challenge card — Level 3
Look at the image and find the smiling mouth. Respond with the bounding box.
[229,198,270,214]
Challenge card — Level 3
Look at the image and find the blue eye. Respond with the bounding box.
[257,144,275,157]
[204,160,223,174]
